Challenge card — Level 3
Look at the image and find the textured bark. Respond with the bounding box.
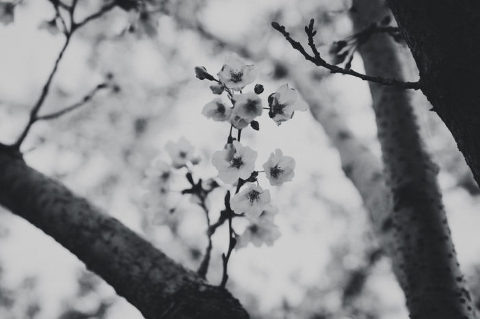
[0,146,249,319]
[351,1,477,319]
[385,0,480,189]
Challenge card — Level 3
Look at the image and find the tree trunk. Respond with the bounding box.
[0,145,249,319]
[351,1,477,318]
[386,0,480,189]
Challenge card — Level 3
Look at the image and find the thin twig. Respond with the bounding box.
[12,1,117,149]
[271,20,421,90]
[36,83,109,121]
[197,197,213,279]
[13,36,72,148]
[73,2,117,30]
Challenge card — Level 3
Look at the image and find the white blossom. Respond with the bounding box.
[212,141,257,184]
[217,55,256,91]
[229,93,262,129]
[166,137,195,169]
[236,206,281,249]
[232,93,262,119]
[263,149,295,186]
[230,184,271,219]
[202,98,232,121]
[268,84,307,125]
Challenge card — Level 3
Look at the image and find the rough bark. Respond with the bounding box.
[0,146,249,319]
[351,1,477,319]
[385,0,480,189]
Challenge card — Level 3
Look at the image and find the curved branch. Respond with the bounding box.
[271,21,421,90]
[0,148,249,319]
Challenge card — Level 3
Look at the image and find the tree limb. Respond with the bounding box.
[271,21,421,90]
[0,147,249,319]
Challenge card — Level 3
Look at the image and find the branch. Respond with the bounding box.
[73,2,117,30]
[13,36,72,148]
[36,82,111,121]
[12,0,117,149]
[0,148,249,319]
[271,20,421,90]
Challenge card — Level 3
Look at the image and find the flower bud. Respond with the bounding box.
[195,66,215,81]
[254,84,264,94]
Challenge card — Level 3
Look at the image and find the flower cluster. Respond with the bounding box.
[196,55,306,250]
[142,138,200,217]
[198,55,307,127]
[142,55,306,286]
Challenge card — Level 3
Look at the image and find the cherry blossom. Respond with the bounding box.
[229,93,262,129]
[263,149,296,186]
[217,55,256,91]
[166,137,196,169]
[268,84,307,125]
[232,93,262,119]
[236,207,281,249]
[212,141,257,184]
[230,184,271,219]
[202,98,232,122]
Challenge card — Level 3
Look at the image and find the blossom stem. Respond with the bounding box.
[237,129,242,142]
[220,211,235,288]
[197,195,212,279]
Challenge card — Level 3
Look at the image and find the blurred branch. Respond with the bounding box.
[12,0,117,149]
[0,149,249,319]
[341,246,383,307]
[271,20,421,90]
[36,82,112,121]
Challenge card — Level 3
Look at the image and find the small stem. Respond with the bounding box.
[220,211,235,288]
[13,35,72,149]
[197,196,213,279]
[36,83,109,121]
[237,129,242,142]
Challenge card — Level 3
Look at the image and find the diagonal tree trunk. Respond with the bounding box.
[385,0,480,189]
[0,145,249,319]
[351,1,477,318]
[287,67,396,258]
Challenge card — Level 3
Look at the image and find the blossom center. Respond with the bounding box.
[230,156,244,169]
[270,165,284,178]
[249,224,259,234]
[245,99,259,113]
[179,151,187,158]
[247,190,261,203]
[230,71,244,83]
[271,101,286,115]
[216,102,226,114]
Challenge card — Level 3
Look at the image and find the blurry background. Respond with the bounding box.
[1,0,480,318]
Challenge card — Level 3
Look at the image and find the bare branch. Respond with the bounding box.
[271,20,421,90]
[36,82,110,121]
[12,1,117,149]
[73,2,117,30]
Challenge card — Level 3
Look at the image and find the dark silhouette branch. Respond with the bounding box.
[0,147,249,319]
[271,20,421,90]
